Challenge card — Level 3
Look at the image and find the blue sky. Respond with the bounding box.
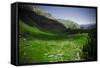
[35,5,96,25]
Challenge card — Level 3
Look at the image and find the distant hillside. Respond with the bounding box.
[57,19,80,29]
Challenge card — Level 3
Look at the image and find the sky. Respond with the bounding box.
[35,5,96,25]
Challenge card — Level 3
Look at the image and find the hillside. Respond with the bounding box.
[19,5,80,33]
[57,19,80,29]
[19,5,66,33]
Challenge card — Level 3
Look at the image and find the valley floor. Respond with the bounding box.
[19,20,89,64]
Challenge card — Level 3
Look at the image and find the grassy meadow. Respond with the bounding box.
[19,20,89,64]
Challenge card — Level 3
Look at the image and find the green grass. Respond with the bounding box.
[19,20,89,64]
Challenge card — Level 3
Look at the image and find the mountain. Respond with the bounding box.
[19,5,67,33]
[19,5,80,33]
[80,24,96,29]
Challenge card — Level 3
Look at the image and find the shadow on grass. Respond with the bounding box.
[19,32,85,41]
